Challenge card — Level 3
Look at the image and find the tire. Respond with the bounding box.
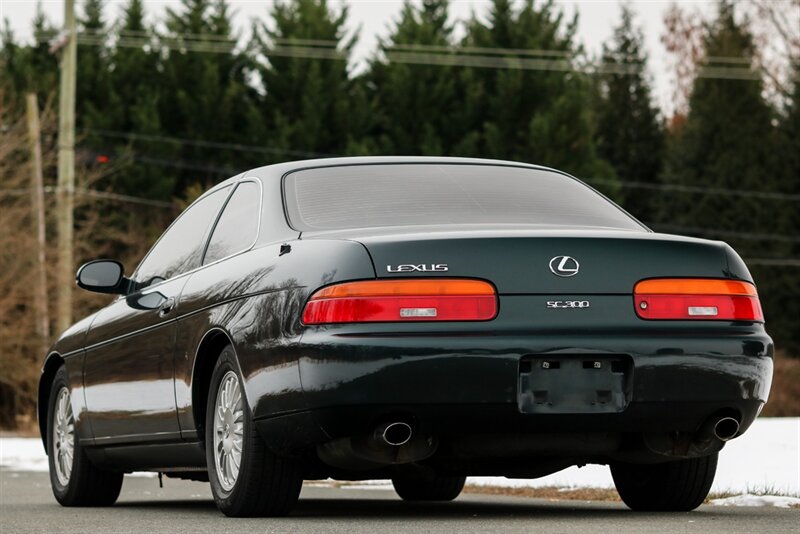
[392,472,466,502]
[205,345,303,517]
[611,453,718,511]
[47,366,123,506]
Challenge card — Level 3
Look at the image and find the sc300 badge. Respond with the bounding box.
[547,300,590,309]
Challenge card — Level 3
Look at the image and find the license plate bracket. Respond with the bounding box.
[518,355,632,414]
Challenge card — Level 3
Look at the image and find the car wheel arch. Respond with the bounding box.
[191,327,241,440]
[38,352,65,450]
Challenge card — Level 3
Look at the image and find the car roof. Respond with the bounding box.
[245,156,557,181]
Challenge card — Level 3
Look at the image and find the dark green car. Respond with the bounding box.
[40,158,773,516]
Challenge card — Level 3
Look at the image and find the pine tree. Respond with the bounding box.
[160,0,260,190]
[461,0,614,183]
[659,1,793,350]
[76,0,113,135]
[780,63,800,218]
[366,0,459,155]
[0,23,26,99]
[0,3,58,99]
[659,2,777,252]
[104,0,176,200]
[253,0,363,158]
[596,5,664,220]
[771,62,800,354]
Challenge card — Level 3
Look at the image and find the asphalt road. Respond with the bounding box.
[2,471,797,534]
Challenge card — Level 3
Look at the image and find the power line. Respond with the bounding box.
[80,128,800,202]
[3,185,797,242]
[80,128,333,159]
[585,178,800,202]
[73,28,758,66]
[382,49,761,80]
[0,186,174,208]
[3,185,798,246]
[35,32,765,81]
[647,223,800,243]
[744,259,800,267]
[78,186,174,208]
[129,154,240,175]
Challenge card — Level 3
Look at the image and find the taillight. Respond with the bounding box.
[302,279,497,325]
[634,278,763,322]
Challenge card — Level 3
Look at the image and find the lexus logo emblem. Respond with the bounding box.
[549,256,580,277]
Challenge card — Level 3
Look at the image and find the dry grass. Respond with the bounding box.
[464,484,621,502]
[761,353,800,417]
[464,485,800,505]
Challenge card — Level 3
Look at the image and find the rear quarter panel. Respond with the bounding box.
[174,239,375,434]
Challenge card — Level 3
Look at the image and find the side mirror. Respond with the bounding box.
[76,260,129,295]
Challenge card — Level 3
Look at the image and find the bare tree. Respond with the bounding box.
[743,0,800,104]
[661,4,707,119]
[662,1,800,120]
[0,91,175,430]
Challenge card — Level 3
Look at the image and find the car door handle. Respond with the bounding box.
[158,297,176,317]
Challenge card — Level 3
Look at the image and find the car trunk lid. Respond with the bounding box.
[323,227,733,295]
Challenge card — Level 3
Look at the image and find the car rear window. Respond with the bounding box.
[283,164,644,232]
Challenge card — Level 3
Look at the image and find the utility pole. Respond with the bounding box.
[56,0,76,334]
[26,93,50,353]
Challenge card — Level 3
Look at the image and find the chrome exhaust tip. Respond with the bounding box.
[713,417,740,441]
[375,422,413,446]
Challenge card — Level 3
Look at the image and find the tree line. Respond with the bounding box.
[1,0,798,358]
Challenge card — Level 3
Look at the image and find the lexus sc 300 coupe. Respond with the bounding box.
[39,157,773,516]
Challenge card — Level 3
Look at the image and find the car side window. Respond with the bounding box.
[203,181,261,265]
[134,187,231,288]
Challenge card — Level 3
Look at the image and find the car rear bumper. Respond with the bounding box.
[253,327,773,459]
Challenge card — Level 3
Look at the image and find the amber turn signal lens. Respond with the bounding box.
[303,279,497,325]
[633,278,763,322]
[634,278,758,297]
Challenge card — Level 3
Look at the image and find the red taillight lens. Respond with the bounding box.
[634,278,763,322]
[302,279,497,325]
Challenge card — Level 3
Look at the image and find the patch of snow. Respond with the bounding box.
[710,494,800,508]
[0,438,152,478]
[712,417,800,496]
[0,438,48,472]
[467,417,800,497]
[468,465,614,490]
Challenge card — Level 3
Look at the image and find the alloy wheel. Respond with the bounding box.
[213,370,244,491]
[52,387,75,486]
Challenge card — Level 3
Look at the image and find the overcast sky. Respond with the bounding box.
[0,0,720,113]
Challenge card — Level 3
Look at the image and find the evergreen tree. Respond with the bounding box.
[659,2,776,252]
[254,0,364,158]
[460,0,614,184]
[366,0,459,155]
[76,0,113,135]
[0,3,58,100]
[659,2,794,349]
[596,5,664,220]
[103,0,176,200]
[0,23,26,98]
[160,0,260,191]
[779,63,800,232]
[771,63,800,354]
[75,0,114,165]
